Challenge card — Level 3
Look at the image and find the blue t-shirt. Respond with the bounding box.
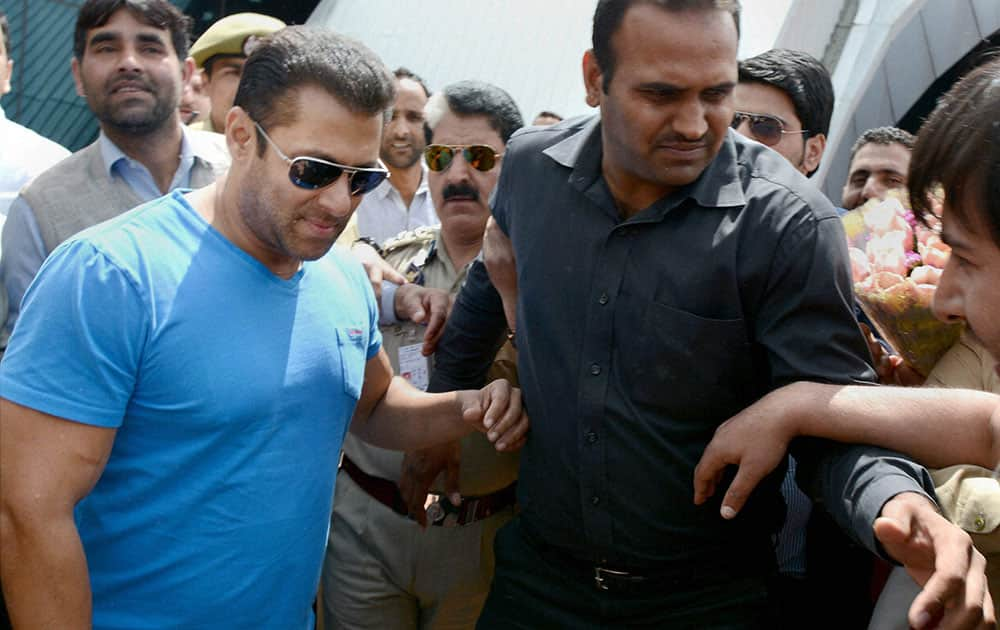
[0,190,381,629]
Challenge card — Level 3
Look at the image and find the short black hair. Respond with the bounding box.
[393,67,431,98]
[909,57,1000,248]
[74,0,192,61]
[738,48,834,138]
[234,26,396,157]
[0,11,9,56]
[424,80,524,146]
[848,126,915,164]
[592,0,740,92]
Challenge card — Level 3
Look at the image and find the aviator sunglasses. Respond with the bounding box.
[424,144,503,172]
[254,122,390,196]
[730,111,809,147]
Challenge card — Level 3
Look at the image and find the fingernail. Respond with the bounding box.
[720,506,737,520]
[483,417,493,428]
[912,611,931,629]
[497,442,506,450]
[488,431,497,441]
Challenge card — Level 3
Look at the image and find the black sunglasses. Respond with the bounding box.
[731,111,809,147]
[424,144,503,173]
[254,122,389,196]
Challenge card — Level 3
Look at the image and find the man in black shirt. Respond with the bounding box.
[422,1,989,627]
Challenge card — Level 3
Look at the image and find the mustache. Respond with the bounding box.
[442,182,479,202]
[107,73,154,93]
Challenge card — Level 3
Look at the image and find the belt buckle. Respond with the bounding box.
[426,495,461,527]
[593,566,633,591]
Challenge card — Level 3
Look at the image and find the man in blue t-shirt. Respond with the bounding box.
[0,26,527,629]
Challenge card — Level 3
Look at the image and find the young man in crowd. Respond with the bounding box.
[0,0,229,339]
[842,125,915,210]
[0,26,526,628]
[695,59,1000,630]
[187,11,284,134]
[351,68,439,246]
[427,0,991,626]
[323,79,524,630]
[733,47,832,178]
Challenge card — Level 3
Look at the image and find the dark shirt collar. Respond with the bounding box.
[542,115,746,213]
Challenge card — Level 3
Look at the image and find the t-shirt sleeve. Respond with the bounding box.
[0,239,150,427]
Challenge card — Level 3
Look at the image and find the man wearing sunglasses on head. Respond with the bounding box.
[0,28,528,629]
[322,80,524,630]
[425,1,991,627]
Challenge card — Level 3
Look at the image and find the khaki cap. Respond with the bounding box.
[190,12,285,68]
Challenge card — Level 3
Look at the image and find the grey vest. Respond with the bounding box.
[20,130,229,254]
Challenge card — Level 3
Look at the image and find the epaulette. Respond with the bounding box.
[382,226,438,254]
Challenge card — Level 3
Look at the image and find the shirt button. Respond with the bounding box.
[591,495,601,506]
[590,363,601,376]
[974,515,987,532]
[598,293,609,305]
[586,431,598,444]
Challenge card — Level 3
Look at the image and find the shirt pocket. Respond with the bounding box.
[336,327,368,401]
[623,301,753,421]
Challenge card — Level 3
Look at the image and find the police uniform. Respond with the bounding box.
[322,226,519,630]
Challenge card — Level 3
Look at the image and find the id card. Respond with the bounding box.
[398,343,429,391]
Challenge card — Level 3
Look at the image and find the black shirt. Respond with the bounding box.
[430,116,933,573]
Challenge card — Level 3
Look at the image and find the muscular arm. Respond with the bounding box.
[0,399,116,629]
[349,348,526,452]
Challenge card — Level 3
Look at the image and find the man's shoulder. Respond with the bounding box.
[22,141,100,193]
[382,226,439,258]
[732,135,839,223]
[506,115,595,156]
[186,129,231,172]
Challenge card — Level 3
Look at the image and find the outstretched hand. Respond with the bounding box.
[876,492,995,629]
[394,284,452,355]
[399,441,461,528]
[693,389,797,518]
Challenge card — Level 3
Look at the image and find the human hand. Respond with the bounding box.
[399,441,461,528]
[351,241,406,300]
[876,492,996,629]
[483,217,518,330]
[394,284,451,355]
[692,387,798,518]
[861,323,926,386]
[455,379,529,453]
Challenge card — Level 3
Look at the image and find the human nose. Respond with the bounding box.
[315,173,355,219]
[931,263,966,324]
[672,99,709,140]
[860,177,886,205]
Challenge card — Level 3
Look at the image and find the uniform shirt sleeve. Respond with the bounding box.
[0,239,150,427]
[1,195,47,335]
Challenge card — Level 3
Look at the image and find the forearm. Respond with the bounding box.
[351,376,474,450]
[784,382,999,468]
[1,508,92,628]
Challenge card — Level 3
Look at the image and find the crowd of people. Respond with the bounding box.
[0,0,996,628]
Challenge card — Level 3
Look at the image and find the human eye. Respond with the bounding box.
[702,87,732,103]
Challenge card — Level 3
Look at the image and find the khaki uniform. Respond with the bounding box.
[323,227,518,630]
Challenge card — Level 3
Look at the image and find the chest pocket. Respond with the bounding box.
[623,301,753,421]
[337,327,368,401]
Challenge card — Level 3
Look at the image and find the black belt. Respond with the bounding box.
[518,520,724,593]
